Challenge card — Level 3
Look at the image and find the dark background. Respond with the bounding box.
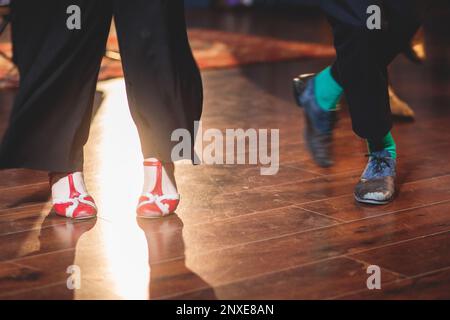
[185,0,316,8]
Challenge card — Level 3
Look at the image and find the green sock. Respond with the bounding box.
[314,66,343,112]
[367,132,397,159]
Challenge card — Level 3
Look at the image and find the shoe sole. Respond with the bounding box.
[304,126,333,168]
[74,214,97,221]
[354,194,392,205]
[137,212,175,220]
[292,74,314,108]
[52,209,97,220]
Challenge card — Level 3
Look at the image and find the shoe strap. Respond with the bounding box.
[67,173,81,198]
[51,172,84,202]
[143,159,164,196]
[53,194,96,218]
[143,159,162,167]
[53,193,95,206]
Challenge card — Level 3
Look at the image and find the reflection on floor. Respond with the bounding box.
[0,7,450,299]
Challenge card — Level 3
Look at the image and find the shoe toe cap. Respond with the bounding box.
[73,203,97,220]
[355,177,395,203]
[137,203,165,219]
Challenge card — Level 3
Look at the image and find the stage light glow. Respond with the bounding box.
[78,79,150,299]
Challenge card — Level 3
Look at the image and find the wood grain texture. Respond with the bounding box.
[0,7,449,299]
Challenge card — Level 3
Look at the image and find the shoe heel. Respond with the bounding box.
[293,73,315,108]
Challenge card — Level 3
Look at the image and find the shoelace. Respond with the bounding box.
[366,154,392,175]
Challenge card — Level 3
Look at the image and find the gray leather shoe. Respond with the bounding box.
[354,150,396,205]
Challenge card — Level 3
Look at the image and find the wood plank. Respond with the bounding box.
[0,204,57,237]
[7,206,337,271]
[176,202,450,287]
[0,183,49,211]
[0,169,47,190]
[181,206,339,253]
[166,257,402,300]
[337,268,450,300]
[300,174,450,221]
[350,231,450,277]
[0,262,43,295]
[254,170,360,205]
[175,183,299,226]
[1,279,122,300]
[175,164,320,195]
[0,216,100,262]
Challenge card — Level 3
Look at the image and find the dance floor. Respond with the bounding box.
[0,8,449,299]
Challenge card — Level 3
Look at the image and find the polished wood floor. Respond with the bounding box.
[0,7,450,300]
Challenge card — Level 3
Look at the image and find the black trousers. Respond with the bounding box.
[319,0,421,141]
[0,0,202,172]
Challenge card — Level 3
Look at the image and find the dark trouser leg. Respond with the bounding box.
[321,0,420,141]
[330,62,341,86]
[0,0,112,172]
[113,0,203,163]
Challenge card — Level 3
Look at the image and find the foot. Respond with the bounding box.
[354,150,396,205]
[51,172,97,220]
[293,74,337,167]
[389,86,415,119]
[137,158,180,219]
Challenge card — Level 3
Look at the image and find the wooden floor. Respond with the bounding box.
[0,8,450,300]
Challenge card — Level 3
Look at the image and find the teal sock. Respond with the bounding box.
[367,132,397,159]
[314,66,343,112]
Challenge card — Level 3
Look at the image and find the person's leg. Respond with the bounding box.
[333,0,419,158]
[315,64,343,112]
[0,0,112,173]
[318,0,420,204]
[332,10,420,119]
[325,0,420,136]
[113,0,202,218]
[0,0,112,218]
[329,52,417,135]
[326,4,392,143]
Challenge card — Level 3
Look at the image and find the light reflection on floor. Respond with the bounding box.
[78,79,150,299]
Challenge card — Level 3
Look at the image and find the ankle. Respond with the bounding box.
[143,158,178,195]
[50,172,89,200]
[49,172,72,186]
[314,66,343,112]
[367,132,397,159]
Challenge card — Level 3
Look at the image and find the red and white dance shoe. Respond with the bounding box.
[137,159,180,219]
[51,172,97,220]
